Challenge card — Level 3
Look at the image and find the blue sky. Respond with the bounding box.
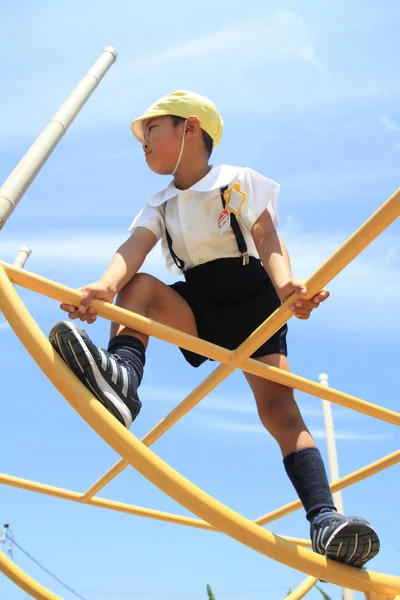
[0,1,399,599]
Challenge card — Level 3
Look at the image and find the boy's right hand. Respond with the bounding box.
[60,280,117,325]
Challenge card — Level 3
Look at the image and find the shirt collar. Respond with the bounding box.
[147,164,241,206]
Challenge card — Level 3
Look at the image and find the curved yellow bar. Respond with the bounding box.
[2,260,399,428]
[81,363,231,500]
[255,449,400,526]
[285,576,318,599]
[0,550,61,600]
[1,269,399,594]
[0,473,312,547]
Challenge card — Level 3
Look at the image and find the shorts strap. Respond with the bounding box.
[165,226,185,272]
[220,186,249,265]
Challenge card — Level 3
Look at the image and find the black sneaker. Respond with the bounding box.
[311,511,380,568]
[49,320,141,428]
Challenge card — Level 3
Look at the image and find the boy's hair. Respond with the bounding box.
[171,115,214,158]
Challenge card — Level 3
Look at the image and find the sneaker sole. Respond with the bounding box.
[49,321,133,428]
[324,521,380,568]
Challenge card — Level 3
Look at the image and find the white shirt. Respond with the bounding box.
[128,164,280,275]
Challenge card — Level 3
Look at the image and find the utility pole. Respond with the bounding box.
[0,524,9,551]
[319,373,354,600]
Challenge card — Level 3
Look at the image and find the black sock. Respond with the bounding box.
[283,447,336,522]
[107,335,146,389]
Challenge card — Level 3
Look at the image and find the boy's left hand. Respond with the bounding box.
[278,278,330,320]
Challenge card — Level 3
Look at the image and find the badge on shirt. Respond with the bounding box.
[223,182,247,216]
[218,208,230,236]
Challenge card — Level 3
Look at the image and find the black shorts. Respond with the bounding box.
[169,257,288,368]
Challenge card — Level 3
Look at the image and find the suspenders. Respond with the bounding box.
[165,186,249,272]
[165,227,185,272]
[220,185,250,266]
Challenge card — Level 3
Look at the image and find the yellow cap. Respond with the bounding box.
[130,90,223,147]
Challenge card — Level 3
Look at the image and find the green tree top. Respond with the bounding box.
[206,583,216,600]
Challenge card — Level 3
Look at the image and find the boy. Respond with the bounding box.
[49,90,379,568]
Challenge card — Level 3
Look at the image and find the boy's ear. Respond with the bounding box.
[185,116,201,137]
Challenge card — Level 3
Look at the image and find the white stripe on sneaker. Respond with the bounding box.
[325,520,348,551]
[121,366,128,398]
[363,538,372,559]
[55,332,70,365]
[67,340,84,373]
[63,322,132,428]
[110,356,118,384]
[99,349,107,371]
[336,542,343,558]
[347,533,358,564]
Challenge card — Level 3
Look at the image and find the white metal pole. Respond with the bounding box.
[319,373,354,600]
[0,245,32,316]
[12,245,32,270]
[0,46,117,230]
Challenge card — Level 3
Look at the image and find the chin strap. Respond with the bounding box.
[171,119,188,176]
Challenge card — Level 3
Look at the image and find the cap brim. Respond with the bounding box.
[130,117,146,143]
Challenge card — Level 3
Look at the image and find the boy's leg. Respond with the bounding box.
[109,273,198,345]
[243,353,379,568]
[49,273,198,427]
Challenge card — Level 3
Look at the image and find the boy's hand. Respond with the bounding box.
[60,280,117,325]
[277,278,330,320]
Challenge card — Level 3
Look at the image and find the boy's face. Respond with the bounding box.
[142,116,184,175]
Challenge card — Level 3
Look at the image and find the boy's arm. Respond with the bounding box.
[100,227,157,293]
[61,227,157,322]
[251,208,292,296]
[251,209,329,319]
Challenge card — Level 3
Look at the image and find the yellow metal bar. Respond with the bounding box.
[0,473,213,530]
[2,260,399,429]
[232,186,400,360]
[81,450,400,531]
[0,550,61,600]
[0,260,231,363]
[1,270,399,594]
[281,536,311,548]
[285,576,318,600]
[81,458,128,501]
[244,360,400,426]
[255,449,400,526]
[82,363,230,500]
[365,594,400,599]
[0,473,311,547]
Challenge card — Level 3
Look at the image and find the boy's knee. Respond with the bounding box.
[119,273,158,301]
[258,392,301,431]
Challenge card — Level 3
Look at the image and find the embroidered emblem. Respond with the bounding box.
[223,182,247,216]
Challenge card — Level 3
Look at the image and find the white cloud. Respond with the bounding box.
[142,384,325,417]
[0,321,10,331]
[0,10,325,143]
[281,166,400,200]
[122,11,323,73]
[310,429,393,441]
[0,234,126,267]
[201,419,393,441]
[1,220,399,339]
[379,115,400,132]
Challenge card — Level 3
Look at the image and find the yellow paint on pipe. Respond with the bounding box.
[232,186,400,361]
[82,363,230,500]
[254,450,400,526]
[0,551,61,600]
[285,576,318,600]
[1,260,399,428]
[0,473,311,547]
[0,269,399,594]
